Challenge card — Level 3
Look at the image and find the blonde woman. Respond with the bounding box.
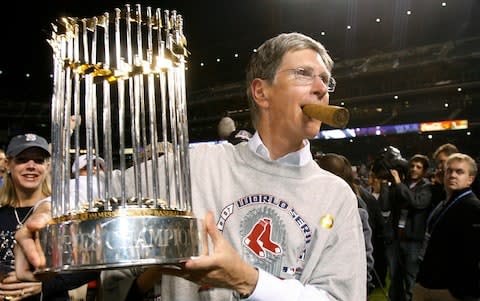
[0,133,97,301]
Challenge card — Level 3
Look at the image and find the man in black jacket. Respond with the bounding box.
[413,153,480,301]
[431,143,480,206]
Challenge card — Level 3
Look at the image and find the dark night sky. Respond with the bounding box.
[1,0,479,96]
[0,0,478,146]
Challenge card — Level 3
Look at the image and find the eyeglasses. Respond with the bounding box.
[279,67,336,92]
[14,157,47,165]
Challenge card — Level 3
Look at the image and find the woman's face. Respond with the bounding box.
[8,148,50,192]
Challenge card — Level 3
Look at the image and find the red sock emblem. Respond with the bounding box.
[259,218,282,254]
[244,218,282,257]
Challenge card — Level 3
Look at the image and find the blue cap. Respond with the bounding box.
[6,134,50,157]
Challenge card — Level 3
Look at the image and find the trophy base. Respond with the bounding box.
[38,208,203,273]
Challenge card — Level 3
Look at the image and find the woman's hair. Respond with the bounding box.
[0,158,51,207]
[316,153,358,195]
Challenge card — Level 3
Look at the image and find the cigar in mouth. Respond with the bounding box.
[302,104,350,128]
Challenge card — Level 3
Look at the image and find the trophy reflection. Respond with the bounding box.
[40,4,203,272]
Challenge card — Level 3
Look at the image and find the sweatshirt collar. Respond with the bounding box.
[247,132,312,166]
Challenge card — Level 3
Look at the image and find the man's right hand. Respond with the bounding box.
[0,271,42,300]
[14,201,51,282]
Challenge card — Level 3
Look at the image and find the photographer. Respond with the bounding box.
[371,146,408,301]
[372,148,433,301]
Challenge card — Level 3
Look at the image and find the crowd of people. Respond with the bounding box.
[0,31,478,301]
[350,143,480,301]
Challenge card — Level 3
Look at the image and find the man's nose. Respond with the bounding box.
[311,76,329,92]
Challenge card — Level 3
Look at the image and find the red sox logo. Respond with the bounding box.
[243,218,282,257]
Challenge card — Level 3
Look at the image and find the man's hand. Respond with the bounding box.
[155,211,259,295]
[0,271,42,300]
[14,202,51,281]
[390,169,401,184]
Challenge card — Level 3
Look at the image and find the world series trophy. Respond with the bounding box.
[40,4,203,272]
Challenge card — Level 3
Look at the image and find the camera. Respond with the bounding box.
[371,146,409,181]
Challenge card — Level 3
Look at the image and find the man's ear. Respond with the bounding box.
[467,175,475,187]
[251,78,270,108]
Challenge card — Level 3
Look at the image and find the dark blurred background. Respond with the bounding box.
[0,0,479,164]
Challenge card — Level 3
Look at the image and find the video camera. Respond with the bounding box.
[371,146,409,182]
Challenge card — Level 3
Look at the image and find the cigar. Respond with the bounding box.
[302,104,350,128]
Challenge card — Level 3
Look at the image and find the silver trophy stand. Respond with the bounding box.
[40,4,202,273]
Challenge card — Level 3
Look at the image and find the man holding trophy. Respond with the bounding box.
[13,6,365,300]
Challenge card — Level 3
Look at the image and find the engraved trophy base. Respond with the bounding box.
[38,208,203,273]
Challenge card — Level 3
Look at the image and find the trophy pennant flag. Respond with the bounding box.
[41,4,203,272]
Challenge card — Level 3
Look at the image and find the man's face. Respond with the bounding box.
[444,159,474,192]
[409,160,426,181]
[260,48,331,141]
[435,152,449,173]
[434,151,450,182]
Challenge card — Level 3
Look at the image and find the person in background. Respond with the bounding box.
[0,149,7,188]
[0,133,98,301]
[371,146,409,301]
[72,154,105,177]
[15,32,366,301]
[69,153,105,300]
[431,144,458,186]
[366,169,389,290]
[69,154,105,209]
[217,116,237,141]
[227,128,253,145]
[315,153,374,295]
[413,153,480,301]
[387,154,433,301]
[430,143,459,206]
[431,143,480,204]
[356,168,386,294]
[218,115,252,145]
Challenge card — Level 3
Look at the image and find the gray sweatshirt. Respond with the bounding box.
[102,142,366,301]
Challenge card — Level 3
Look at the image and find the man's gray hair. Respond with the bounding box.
[245,32,333,128]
